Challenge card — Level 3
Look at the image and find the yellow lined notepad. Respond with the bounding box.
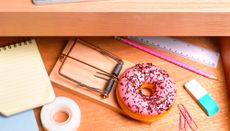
[0,39,55,116]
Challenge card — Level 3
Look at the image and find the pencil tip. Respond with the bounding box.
[210,75,218,80]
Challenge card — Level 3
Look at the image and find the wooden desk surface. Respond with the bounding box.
[1,37,230,130]
[1,1,230,36]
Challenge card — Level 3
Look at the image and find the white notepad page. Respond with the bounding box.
[0,40,55,116]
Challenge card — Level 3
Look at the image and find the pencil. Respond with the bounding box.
[115,36,217,80]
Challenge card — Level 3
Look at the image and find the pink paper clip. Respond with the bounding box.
[178,104,198,131]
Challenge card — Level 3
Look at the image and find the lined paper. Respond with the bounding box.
[0,40,55,116]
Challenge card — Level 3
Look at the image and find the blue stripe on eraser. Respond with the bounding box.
[198,94,219,117]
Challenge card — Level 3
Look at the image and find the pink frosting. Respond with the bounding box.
[118,63,176,115]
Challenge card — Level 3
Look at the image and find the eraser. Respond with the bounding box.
[185,79,219,117]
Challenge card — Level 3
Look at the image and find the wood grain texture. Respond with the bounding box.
[0,37,229,130]
[49,39,134,113]
[219,38,230,99]
[2,12,230,36]
[1,1,230,35]
[1,0,230,12]
[37,37,230,130]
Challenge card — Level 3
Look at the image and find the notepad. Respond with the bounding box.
[0,39,55,116]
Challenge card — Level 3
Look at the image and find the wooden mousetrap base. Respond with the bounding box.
[49,39,134,112]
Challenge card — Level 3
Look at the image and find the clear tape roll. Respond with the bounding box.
[41,97,81,131]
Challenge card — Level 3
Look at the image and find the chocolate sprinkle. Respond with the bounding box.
[118,63,176,115]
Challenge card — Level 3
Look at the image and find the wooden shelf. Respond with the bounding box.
[3,0,230,12]
[33,37,230,130]
[0,37,229,130]
[1,0,230,36]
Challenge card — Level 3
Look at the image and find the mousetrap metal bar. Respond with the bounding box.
[58,39,123,98]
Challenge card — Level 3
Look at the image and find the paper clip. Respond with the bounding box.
[178,104,198,131]
[58,39,124,98]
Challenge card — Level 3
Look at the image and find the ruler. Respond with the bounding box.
[128,36,220,68]
[33,0,80,4]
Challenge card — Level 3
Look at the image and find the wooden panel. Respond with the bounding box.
[1,0,230,12]
[7,37,226,131]
[219,38,230,98]
[1,12,230,36]
[1,0,230,35]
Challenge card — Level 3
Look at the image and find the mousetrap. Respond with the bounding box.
[50,39,133,111]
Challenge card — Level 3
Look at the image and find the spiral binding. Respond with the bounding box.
[0,38,33,52]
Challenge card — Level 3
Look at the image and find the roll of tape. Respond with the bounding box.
[41,97,81,131]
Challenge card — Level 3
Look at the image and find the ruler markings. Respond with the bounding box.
[128,36,220,68]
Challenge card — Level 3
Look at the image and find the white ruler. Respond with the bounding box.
[33,0,80,4]
[129,36,220,68]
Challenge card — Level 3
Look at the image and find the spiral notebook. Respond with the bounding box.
[0,39,55,116]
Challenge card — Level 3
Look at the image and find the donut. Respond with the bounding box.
[116,63,176,122]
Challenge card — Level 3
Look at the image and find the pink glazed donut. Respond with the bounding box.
[116,63,176,122]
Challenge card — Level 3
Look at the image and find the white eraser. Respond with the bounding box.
[184,79,219,117]
[184,79,207,100]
